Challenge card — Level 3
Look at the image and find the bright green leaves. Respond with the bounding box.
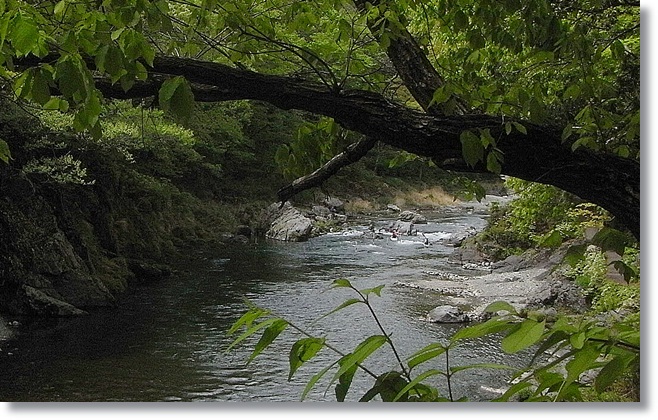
[250,319,289,363]
[406,343,447,371]
[289,337,326,381]
[501,318,545,353]
[7,11,47,58]
[9,13,38,56]
[158,76,195,124]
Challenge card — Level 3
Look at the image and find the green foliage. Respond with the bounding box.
[476,177,614,260]
[22,153,95,185]
[227,281,639,402]
[567,248,640,313]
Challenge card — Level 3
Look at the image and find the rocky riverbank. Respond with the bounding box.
[395,241,588,322]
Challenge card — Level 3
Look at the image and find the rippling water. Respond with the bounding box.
[0,203,529,402]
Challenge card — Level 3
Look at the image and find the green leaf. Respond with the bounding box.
[158,76,195,123]
[406,342,447,370]
[375,371,411,402]
[486,150,502,174]
[331,278,353,289]
[453,10,469,31]
[611,260,637,283]
[451,317,514,343]
[529,330,570,365]
[512,122,527,135]
[393,369,443,402]
[360,284,385,297]
[557,343,601,400]
[501,319,546,353]
[247,319,288,363]
[0,138,11,164]
[460,130,484,168]
[10,14,39,56]
[484,301,518,315]
[226,317,285,353]
[227,307,269,336]
[43,97,69,112]
[569,332,586,349]
[563,84,581,100]
[289,337,325,381]
[595,354,634,393]
[30,70,51,105]
[564,244,587,266]
[335,361,358,402]
[591,227,630,256]
[328,335,387,387]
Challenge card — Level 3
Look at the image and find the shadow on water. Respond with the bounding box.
[0,205,530,402]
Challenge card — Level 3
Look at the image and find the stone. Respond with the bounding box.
[426,305,469,323]
[264,202,314,242]
[398,210,428,224]
[386,204,401,212]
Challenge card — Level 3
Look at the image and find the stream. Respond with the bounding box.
[0,199,530,402]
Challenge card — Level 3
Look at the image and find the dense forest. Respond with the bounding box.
[0,0,641,403]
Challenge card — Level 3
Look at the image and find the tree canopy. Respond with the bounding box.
[0,0,640,238]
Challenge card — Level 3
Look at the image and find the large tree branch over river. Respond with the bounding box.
[14,53,640,240]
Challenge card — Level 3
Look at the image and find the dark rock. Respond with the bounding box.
[235,225,252,238]
[126,260,172,282]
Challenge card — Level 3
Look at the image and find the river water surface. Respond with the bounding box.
[0,201,529,402]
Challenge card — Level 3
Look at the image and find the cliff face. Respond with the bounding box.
[0,101,247,317]
[0,180,126,316]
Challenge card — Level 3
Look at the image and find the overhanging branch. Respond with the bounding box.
[277,136,378,203]
[14,54,640,240]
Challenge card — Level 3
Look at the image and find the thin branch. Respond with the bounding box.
[277,136,377,203]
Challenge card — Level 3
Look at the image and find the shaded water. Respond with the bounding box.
[0,203,529,402]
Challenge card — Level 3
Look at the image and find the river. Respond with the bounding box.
[0,199,530,402]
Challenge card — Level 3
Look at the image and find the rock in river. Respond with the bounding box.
[263,202,314,242]
[426,305,469,323]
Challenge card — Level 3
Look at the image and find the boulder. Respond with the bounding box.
[390,220,414,235]
[323,197,344,213]
[264,202,314,242]
[398,210,428,224]
[386,204,401,212]
[426,305,469,323]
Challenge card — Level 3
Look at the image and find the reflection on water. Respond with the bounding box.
[0,207,528,402]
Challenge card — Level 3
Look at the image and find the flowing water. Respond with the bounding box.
[0,201,529,402]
